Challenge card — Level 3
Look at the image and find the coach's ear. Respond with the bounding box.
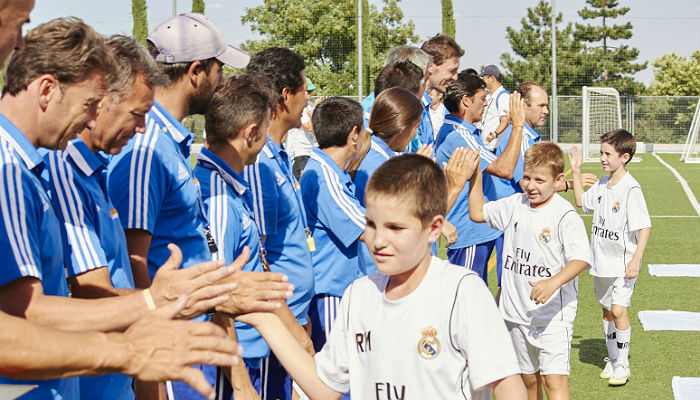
[427,214,444,243]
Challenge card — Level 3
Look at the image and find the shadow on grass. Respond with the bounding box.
[573,338,606,368]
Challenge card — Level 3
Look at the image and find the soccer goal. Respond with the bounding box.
[582,87,622,162]
[680,100,700,163]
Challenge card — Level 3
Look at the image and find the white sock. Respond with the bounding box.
[616,327,631,365]
[604,319,618,360]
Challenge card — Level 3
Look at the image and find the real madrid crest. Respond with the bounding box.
[612,201,620,213]
[417,326,441,359]
[539,227,551,244]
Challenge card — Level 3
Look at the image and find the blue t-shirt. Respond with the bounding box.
[45,137,135,400]
[107,100,211,277]
[0,114,78,399]
[489,123,542,197]
[300,148,365,297]
[243,138,314,324]
[353,135,397,206]
[435,116,502,249]
[194,149,269,362]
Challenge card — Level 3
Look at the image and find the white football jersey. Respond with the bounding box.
[315,256,520,400]
[484,193,591,328]
[581,172,651,277]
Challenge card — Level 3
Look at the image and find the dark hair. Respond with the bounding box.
[421,34,464,66]
[312,97,363,149]
[4,17,115,96]
[146,40,217,85]
[365,154,447,226]
[601,129,636,163]
[524,142,565,177]
[515,82,545,106]
[205,73,278,145]
[444,75,485,113]
[106,35,168,101]
[460,68,478,76]
[369,88,423,151]
[246,47,305,97]
[374,60,423,98]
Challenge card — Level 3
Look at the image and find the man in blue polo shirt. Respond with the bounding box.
[299,97,366,358]
[244,47,316,400]
[435,75,526,285]
[107,15,294,400]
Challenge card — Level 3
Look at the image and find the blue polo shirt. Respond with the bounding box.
[361,92,375,127]
[353,135,397,206]
[490,123,542,197]
[406,92,435,153]
[194,149,269,363]
[435,116,502,249]
[243,137,314,324]
[107,100,211,277]
[45,137,135,400]
[0,114,78,399]
[300,148,365,297]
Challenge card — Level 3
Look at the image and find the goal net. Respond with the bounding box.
[582,87,622,162]
[681,100,700,163]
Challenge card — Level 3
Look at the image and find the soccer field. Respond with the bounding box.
[481,152,700,399]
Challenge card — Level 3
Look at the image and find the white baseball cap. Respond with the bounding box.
[147,13,250,68]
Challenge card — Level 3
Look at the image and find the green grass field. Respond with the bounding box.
[482,153,700,399]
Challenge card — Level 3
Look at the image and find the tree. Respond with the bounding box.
[132,0,148,45]
[575,0,646,94]
[241,0,418,96]
[646,51,700,96]
[441,0,455,39]
[192,0,205,14]
[500,1,596,95]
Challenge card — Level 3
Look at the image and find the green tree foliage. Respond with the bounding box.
[132,0,148,45]
[500,1,596,95]
[441,0,455,38]
[241,0,418,96]
[575,0,646,94]
[192,0,205,14]
[646,51,700,96]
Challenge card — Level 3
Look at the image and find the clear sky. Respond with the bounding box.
[28,0,700,86]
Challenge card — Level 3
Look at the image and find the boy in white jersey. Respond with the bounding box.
[237,154,527,399]
[569,129,651,386]
[468,142,591,400]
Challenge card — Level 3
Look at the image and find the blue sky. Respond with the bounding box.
[28,0,700,87]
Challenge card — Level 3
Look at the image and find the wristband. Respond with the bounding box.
[565,180,569,192]
[512,125,524,129]
[142,289,156,311]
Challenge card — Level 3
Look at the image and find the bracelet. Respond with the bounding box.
[564,180,569,192]
[512,125,524,129]
[142,289,156,311]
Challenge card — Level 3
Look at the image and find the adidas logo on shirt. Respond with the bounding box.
[275,171,285,186]
[177,163,189,181]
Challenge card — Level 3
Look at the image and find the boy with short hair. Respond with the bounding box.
[569,129,651,386]
[238,154,527,399]
[468,142,591,400]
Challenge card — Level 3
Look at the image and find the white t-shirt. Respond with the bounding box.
[581,172,651,277]
[315,256,520,400]
[484,193,590,328]
[479,86,510,150]
[429,102,446,141]
[285,104,317,160]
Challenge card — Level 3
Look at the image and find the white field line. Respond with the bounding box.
[652,153,700,217]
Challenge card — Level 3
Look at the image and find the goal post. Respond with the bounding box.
[680,100,700,163]
[582,86,622,162]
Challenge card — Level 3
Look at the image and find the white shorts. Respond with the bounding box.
[505,321,572,376]
[594,276,637,310]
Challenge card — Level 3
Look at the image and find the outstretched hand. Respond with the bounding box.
[149,244,242,320]
[568,146,582,174]
[509,92,525,128]
[118,295,243,399]
[415,144,434,159]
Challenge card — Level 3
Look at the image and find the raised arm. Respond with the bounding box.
[443,147,479,212]
[568,146,585,208]
[468,163,487,223]
[484,92,525,179]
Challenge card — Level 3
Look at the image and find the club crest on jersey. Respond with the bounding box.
[539,227,551,244]
[417,326,440,359]
[612,201,620,213]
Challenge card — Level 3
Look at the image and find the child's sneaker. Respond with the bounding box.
[599,357,614,379]
[608,362,630,386]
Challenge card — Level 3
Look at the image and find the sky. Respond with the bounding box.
[27,0,700,88]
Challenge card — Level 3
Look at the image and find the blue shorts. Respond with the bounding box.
[212,359,263,400]
[447,235,504,285]
[308,294,349,399]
